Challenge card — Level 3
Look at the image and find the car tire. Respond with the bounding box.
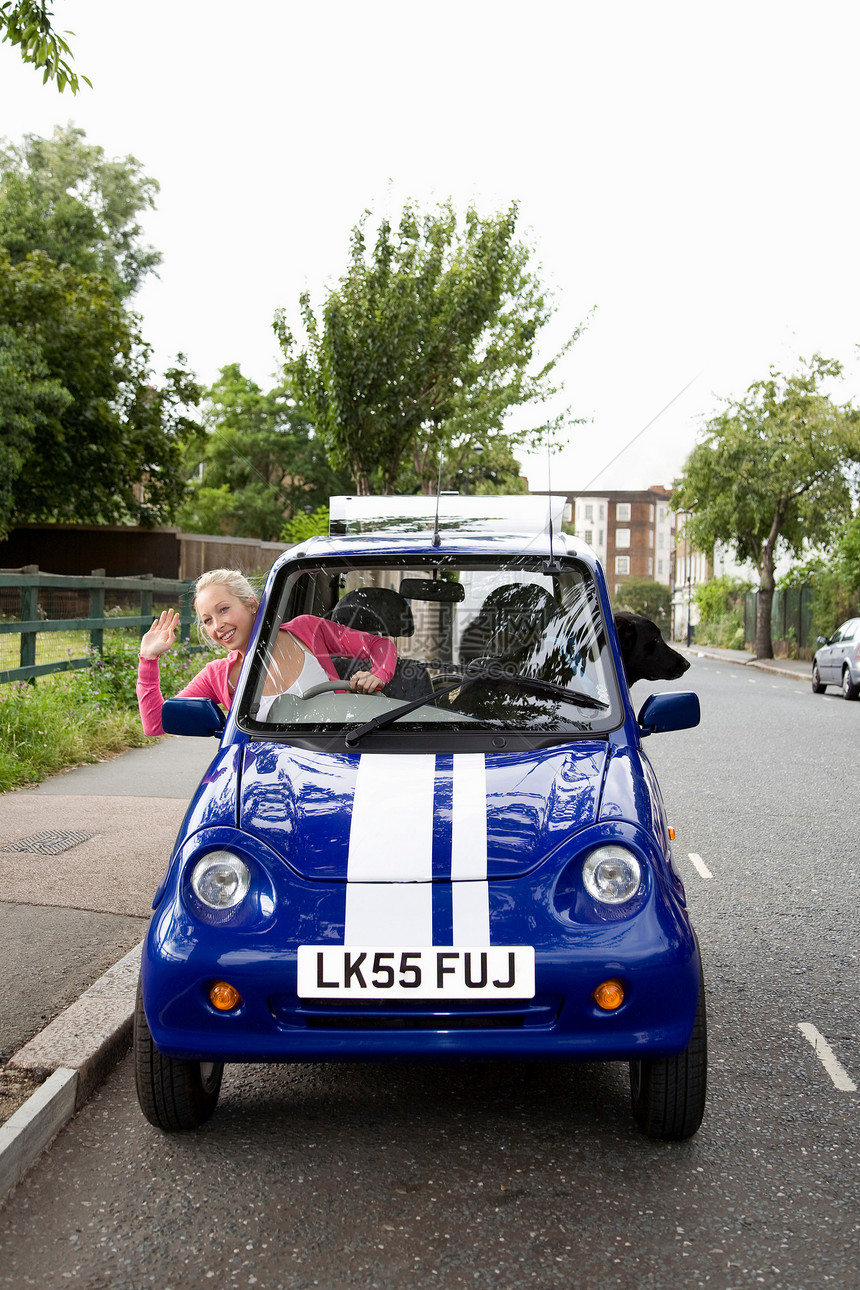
[629,964,707,1141]
[842,668,860,701]
[811,664,826,694]
[134,981,223,1130]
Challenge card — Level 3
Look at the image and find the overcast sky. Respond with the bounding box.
[2,0,859,495]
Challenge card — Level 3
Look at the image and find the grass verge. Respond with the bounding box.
[0,635,215,793]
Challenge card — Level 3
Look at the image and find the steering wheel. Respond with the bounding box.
[298,680,352,700]
[431,672,464,691]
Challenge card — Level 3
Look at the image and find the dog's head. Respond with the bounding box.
[613,611,690,687]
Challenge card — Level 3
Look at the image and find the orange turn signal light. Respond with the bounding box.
[593,979,625,1011]
[668,827,676,841]
[210,981,242,1011]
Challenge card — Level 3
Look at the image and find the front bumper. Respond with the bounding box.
[141,879,700,1065]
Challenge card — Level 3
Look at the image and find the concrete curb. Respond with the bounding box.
[0,941,142,1205]
[744,658,810,682]
[681,646,810,683]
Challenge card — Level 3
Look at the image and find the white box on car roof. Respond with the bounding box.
[328,494,567,539]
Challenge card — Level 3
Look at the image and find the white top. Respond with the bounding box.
[256,641,331,721]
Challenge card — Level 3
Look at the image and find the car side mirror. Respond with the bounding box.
[162,697,226,738]
[637,691,700,736]
[816,635,830,646]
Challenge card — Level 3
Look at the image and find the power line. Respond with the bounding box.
[579,372,702,491]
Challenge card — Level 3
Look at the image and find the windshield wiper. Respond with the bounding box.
[485,673,609,709]
[343,666,607,747]
[343,675,468,747]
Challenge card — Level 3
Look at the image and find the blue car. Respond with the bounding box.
[134,497,705,1139]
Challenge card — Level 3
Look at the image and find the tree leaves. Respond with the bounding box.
[0,127,198,535]
[0,125,161,299]
[177,364,352,541]
[0,1,90,93]
[0,252,201,534]
[276,200,580,495]
[673,354,860,655]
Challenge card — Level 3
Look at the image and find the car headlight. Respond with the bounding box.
[582,846,642,904]
[191,851,251,909]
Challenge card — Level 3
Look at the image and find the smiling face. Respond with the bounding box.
[195,583,258,654]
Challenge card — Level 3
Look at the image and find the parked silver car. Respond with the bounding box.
[812,618,860,698]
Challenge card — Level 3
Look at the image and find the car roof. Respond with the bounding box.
[273,494,599,571]
[275,531,596,567]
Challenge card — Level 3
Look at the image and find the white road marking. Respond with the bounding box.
[688,852,713,880]
[797,1023,858,1092]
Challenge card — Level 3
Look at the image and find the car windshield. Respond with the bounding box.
[237,555,621,741]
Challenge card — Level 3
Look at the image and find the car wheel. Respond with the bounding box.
[842,668,860,701]
[629,965,707,1141]
[134,981,223,1130]
[811,663,826,694]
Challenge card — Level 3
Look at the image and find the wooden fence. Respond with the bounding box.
[0,568,196,685]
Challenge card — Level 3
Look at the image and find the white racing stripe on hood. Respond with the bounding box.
[345,754,435,944]
[345,882,433,945]
[344,753,490,947]
[451,754,490,945]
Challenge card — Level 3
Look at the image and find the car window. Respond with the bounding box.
[831,620,858,644]
[238,556,621,740]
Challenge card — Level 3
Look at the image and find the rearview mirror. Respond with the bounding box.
[399,578,465,603]
[637,691,700,736]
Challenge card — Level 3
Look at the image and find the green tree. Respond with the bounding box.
[0,320,69,529]
[692,575,750,650]
[282,504,330,545]
[178,364,350,541]
[0,251,201,535]
[778,513,860,640]
[612,577,671,622]
[673,355,860,658]
[276,200,580,495]
[0,1,89,92]
[0,125,160,299]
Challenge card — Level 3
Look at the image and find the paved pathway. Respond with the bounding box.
[0,737,216,1063]
[681,643,811,681]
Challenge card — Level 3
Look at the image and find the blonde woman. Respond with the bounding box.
[136,569,396,736]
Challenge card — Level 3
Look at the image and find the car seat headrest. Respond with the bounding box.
[330,587,415,638]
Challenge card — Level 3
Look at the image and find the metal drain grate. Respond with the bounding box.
[2,829,95,855]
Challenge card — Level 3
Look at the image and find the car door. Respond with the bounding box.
[821,620,853,682]
[832,620,859,682]
[819,625,843,682]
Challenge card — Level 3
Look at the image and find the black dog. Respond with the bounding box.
[613,612,690,687]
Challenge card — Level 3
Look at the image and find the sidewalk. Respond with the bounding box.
[679,643,811,682]
[0,735,216,1201]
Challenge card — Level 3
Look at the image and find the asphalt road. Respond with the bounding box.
[0,658,857,1289]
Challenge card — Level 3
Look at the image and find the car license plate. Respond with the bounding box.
[297,946,535,1000]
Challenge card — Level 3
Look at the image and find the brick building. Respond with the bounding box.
[536,486,675,591]
[533,487,712,638]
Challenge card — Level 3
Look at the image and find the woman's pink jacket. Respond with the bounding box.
[136,615,397,737]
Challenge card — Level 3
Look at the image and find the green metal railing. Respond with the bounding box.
[0,568,197,685]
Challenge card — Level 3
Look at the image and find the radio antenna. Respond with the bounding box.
[431,449,444,547]
[545,436,563,572]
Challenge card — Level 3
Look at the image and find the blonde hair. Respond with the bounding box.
[193,568,258,609]
[193,569,259,645]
